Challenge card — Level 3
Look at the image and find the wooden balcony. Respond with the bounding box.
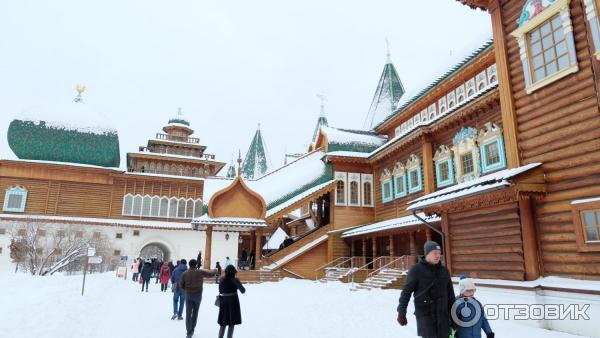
[155,133,200,144]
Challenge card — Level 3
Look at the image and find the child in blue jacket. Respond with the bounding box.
[454,275,495,338]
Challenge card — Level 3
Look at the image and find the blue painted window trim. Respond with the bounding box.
[381,180,394,203]
[407,167,423,194]
[3,187,28,212]
[435,159,455,188]
[480,137,507,174]
[394,174,407,199]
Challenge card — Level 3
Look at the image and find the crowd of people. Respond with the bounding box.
[131,253,246,338]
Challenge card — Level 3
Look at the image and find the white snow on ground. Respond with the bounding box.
[0,271,588,338]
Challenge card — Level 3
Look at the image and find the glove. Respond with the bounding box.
[397,314,407,326]
[487,333,495,338]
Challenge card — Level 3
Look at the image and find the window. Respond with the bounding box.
[38,229,46,237]
[116,233,123,239]
[478,122,507,174]
[406,154,423,194]
[487,64,498,84]
[334,172,347,206]
[583,0,600,60]
[461,153,474,175]
[348,173,361,207]
[122,194,134,216]
[185,199,194,218]
[114,250,121,256]
[447,91,456,109]
[435,144,456,189]
[0,228,5,235]
[572,200,600,252]
[177,198,186,218]
[56,230,65,237]
[150,196,160,217]
[511,0,578,93]
[361,174,374,207]
[193,200,203,218]
[427,104,436,120]
[160,197,169,217]
[93,231,101,239]
[380,169,394,203]
[132,195,143,216]
[456,85,466,104]
[168,197,178,218]
[133,230,140,236]
[3,186,28,212]
[142,195,151,216]
[54,248,62,255]
[17,229,26,236]
[393,162,407,199]
[420,109,428,123]
[466,79,476,98]
[438,97,447,114]
[76,231,83,238]
[439,162,449,181]
[476,70,488,91]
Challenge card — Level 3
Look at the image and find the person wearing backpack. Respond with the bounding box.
[159,262,171,292]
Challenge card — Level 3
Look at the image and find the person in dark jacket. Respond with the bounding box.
[217,265,246,338]
[215,262,222,283]
[179,259,217,338]
[140,259,153,292]
[171,259,188,320]
[168,261,175,274]
[397,241,456,338]
[240,250,247,270]
[197,250,202,267]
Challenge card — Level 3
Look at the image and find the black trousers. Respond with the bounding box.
[185,294,202,335]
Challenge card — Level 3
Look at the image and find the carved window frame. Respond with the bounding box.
[348,173,361,207]
[334,171,347,206]
[361,174,374,207]
[393,162,407,199]
[452,127,481,183]
[3,185,28,213]
[433,145,455,188]
[583,0,600,60]
[478,122,507,174]
[572,200,600,252]
[380,169,394,203]
[511,0,578,94]
[406,154,423,194]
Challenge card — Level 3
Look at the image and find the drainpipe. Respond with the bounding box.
[412,210,447,268]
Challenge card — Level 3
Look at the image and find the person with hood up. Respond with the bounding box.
[397,240,456,338]
[171,258,188,320]
[140,259,153,292]
[159,262,171,292]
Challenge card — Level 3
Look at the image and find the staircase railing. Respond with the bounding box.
[260,254,305,279]
[366,255,410,279]
[314,257,350,280]
[345,256,391,284]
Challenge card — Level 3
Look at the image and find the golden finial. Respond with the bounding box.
[74,84,86,103]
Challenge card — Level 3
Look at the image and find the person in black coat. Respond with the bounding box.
[217,265,246,338]
[397,241,456,338]
[140,259,153,292]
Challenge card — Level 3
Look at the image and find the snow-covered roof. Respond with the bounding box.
[165,122,193,130]
[124,171,205,181]
[0,213,192,230]
[341,213,440,238]
[149,138,203,147]
[572,197,600,205]
[130,150,208,161]
[0,158,122,171]
[369,81,498,158]
[266,179,337,218]
[263,227,288,250]
[248,150,332,210]
[375,37,494,130]
[321,126,387,153]
[325,151,371,159]
[407,163,542,211]
[262,234,328,271]
[192,215,267,227]
[16,100,117,135]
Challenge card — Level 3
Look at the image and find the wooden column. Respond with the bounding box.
[204,225,213,269]
[255,229,263,266]
[351,239,356,257]
[389,235,395,257]
[491,0,520,168]
[361,238,367,262]
[441,212,452,272]
[316,197,323,226]
[519,196,541,281]
[425,228,432,241]
[372,237,377,258]
[409,231,417,265]
[422,137,435,194]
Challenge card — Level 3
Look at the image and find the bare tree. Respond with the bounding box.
[10,219,112,276]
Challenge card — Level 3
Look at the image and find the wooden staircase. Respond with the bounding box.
[355,269,407,290]
[319,267,353,282]
[260,225,330,271]
[206,270,282,284]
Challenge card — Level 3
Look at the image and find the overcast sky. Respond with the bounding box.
[0,0,492,173]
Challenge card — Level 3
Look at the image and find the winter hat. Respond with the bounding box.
[459,275,476,294]
[424,240,442,257]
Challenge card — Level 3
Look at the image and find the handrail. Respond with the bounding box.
[366,255,409,279]
[314,256,350,280]
[260,254,304,279]
[265,224,328,259]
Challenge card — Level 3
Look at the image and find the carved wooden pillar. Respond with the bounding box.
[409,231,417,265]
[351,239,356,257]
[422,137,435,194]
[519,196,541,280]
[204,225,213,269]
[389,235,395,257]
[361,238,367,263]
[372,237,377,258]
[255,229,263,267]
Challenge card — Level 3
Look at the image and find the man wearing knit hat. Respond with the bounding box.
[397,240,456,338]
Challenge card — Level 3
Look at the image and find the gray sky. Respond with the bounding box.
[0,0,492,173]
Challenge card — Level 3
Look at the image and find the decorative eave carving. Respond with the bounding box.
[380,168,393,181]
[433,145,453,162]
[393,162,406,176]
[406,154,421,170]
[477,121,503,143]
[457,0,492,11]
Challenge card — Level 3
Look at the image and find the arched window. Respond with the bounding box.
[132,195,143,216]
[185,199,194,218]
[159,197,169,217]
[336,181,345,205]
[164,164,170,175]
[149,162,156,173]
[122,194,134,216]
[350,181,359,205]
[168,197,178,218]
[177,198,187,218]
[156,163,163,174]
[142,195,151,216]
[150,196,160,217]
[363,181,372,206]
[193,200,203,218]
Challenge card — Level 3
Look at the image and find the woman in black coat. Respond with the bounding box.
[217,265,246,338]
[140,260,153,292]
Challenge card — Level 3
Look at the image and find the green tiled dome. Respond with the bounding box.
[7,101,120,168]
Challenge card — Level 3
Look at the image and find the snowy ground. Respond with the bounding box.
[0,270,590,338]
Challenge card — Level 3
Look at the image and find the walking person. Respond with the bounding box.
[179,259,217,338]
[454,276,494,338]
[140,259,153,292]
[239,250,247,270]
[225,256,232,267]
[131,258,140,282]
[159,262,171,292]
[154,259,162,284]
[397,241,456,338]
[217,265,246,338]
[215,262,222,284]
[171,259,188,320]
